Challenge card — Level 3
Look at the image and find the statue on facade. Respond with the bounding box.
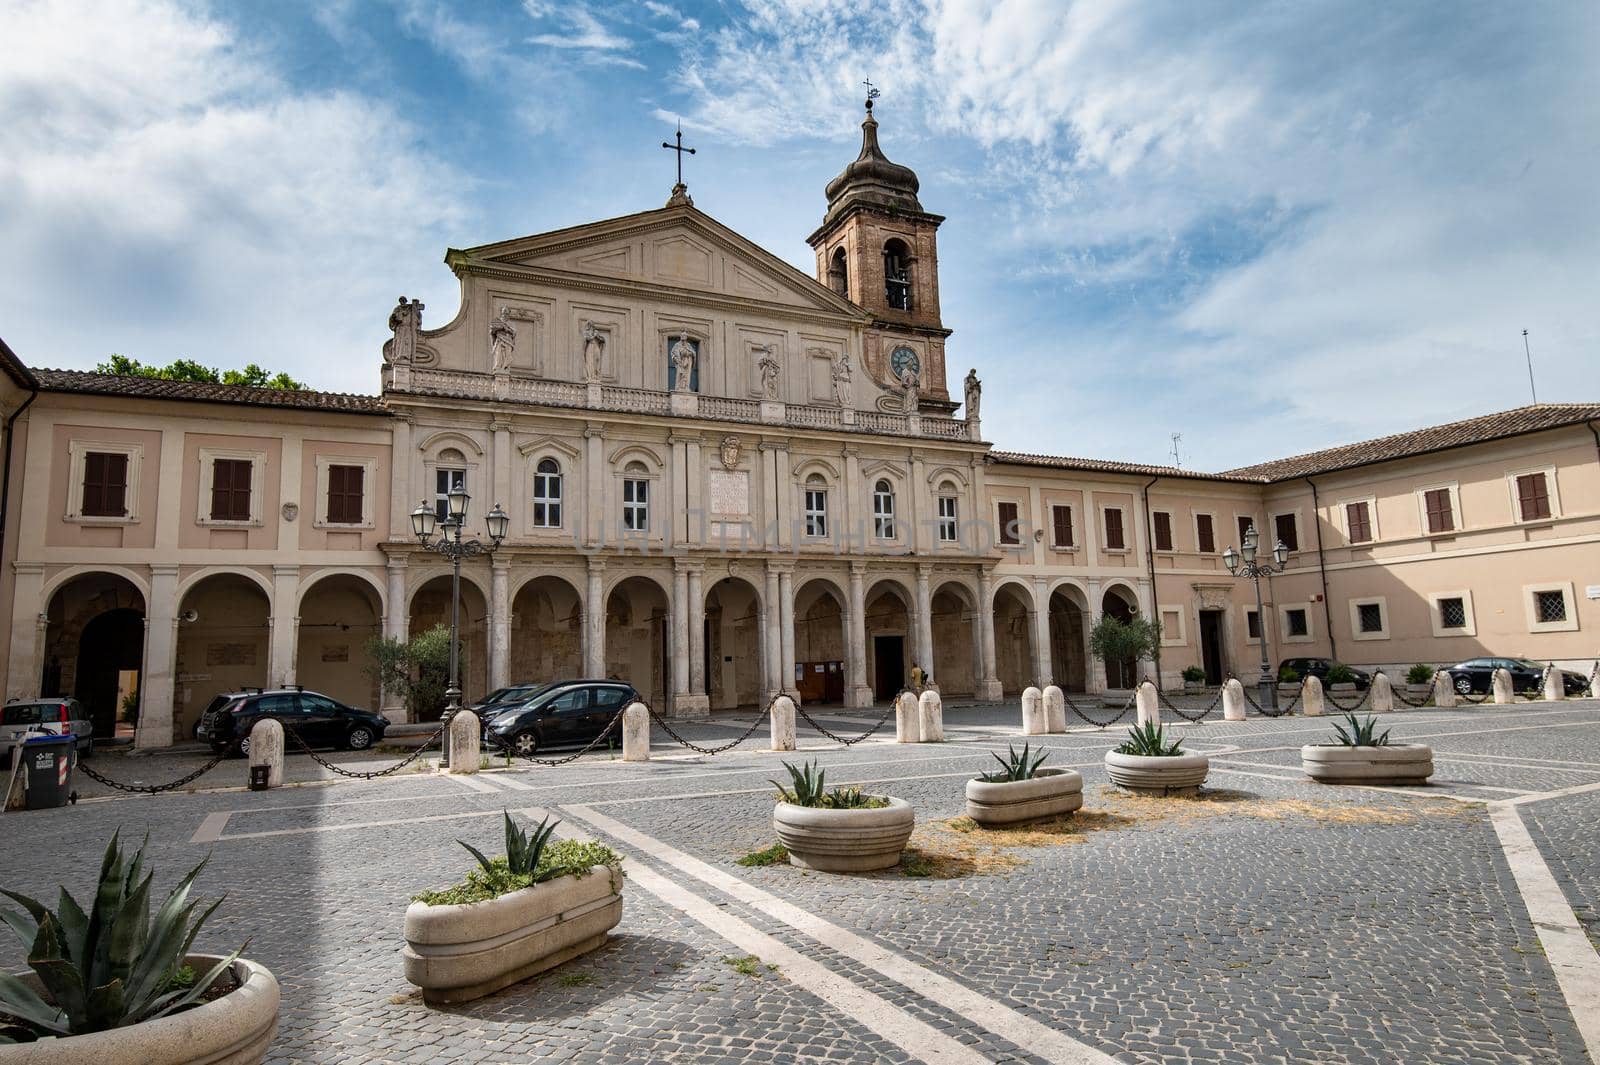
[831,352,853,408]
[897,361,921,414]
[964,367,981,421]
[582,321,606,382]
[756,346,781,400]
[670,333,697,392]
[386,296,423,364]
[489,306,516,372]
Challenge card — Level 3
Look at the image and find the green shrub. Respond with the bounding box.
[1181,666,1207,684]
[1326,664,1356,685]
[1331,713,1391,748]
[770,760,887,809]
[979,743,1049,783]
[1406,663,1435,685]
[1088,614,1162,668]
[364,623,453,720]
[415,827,622,907]
[459,811,558,881]
[0,833,245,1043]
[1114,722,1184,757]
[1278,665,1301,684]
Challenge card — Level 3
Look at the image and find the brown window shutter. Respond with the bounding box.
[1237,515,1254,544]
[1153,511,1173,551]
[211,459,252,521]
[1517,473,1550,520]
[1105,508,1125,550]
[82,452,106,516]
[1274,513,1298,552]
[998,501,1020,545]
[327,464,364,524]
[1346,502,1371,543]
[1052,505,1073,547]
[102,453,127,517]
[1196,514,1215,554]
[1425,489,1453,533]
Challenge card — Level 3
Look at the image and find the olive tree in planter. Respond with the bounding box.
[1103,722,1210,797]
[1088,614,1161,698]
[1181,666,1207,691]
[1301,714,1433,785]
[403,813,623,1005]
[770,761,914,873]
[0,833,279,1063]
[965,743,1083,827]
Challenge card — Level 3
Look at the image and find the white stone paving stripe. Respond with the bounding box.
[448,773,504,793]
[563,804,1121,1065]
[1488,801,1600,1061]
[189,811,231,844]
[1505,778,1600,807]
[210,807,512,841]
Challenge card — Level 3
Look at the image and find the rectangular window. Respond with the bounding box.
[622,478,648,532]
[873,483,895,539]
[937,496,958,542]
[1051,504,1073,548]
[435,467,465,524]
[81,451,129,518]
[1438,597,1467,629]
[209,458,253,522]
[1274,513,1299,553]
[1152,511,1173,552]
[325,464,364,525]
[1346,501,1372,543]
[1195,513,1215,554]
[804,488,828,538]
[1423,488,1454,533]
[1358,602,1384,634]
[1246,610,1261,639]
[1104,507,1125,550]
[1516,472,1551,521]
[1286,608,1308,638]
[1535,589,1567,624]
[1237,515,1255,545]
[997,501,1020,545]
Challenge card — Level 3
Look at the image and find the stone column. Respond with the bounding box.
[382,555,410,721]
[1086,577,1108,693]
[491,420,512,518]
[847,562,872,707]
[5,563,44,702]
[764,564,782,700]
[268,564,299,687]
[914,564,934,681]
[137,564,180,749]
[585,425,604,548]
[670,436,688,547]
[976,569,1002,701]
[778,567,797,701]
[489,558,510,691]
[685,437,703,545]
[584,559,606,677]
[774,445,793,549]
[1031,577,1054,689]
[671,563,690,711]
[389,413,414,536]
[679,565,709,716]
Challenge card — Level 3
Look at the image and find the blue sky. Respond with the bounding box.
[2,0,1595,470]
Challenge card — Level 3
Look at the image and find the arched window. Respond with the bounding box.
[873,478,895,539]
[622,461,648,533]
[533,458,562,528]
[828,247,849,297]
[883,239,911,311]
[804,474,828,538]
[937,483,958,543]
[434,447,466,523]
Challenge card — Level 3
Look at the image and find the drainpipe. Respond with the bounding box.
[1141,475,1161,687]
[1305,475,1338,664]
[0,386,39,568]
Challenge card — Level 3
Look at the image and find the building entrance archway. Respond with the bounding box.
[176,573,271,740]
[793,578,846,705]
[1102,586,1139,689]
[929,582,977,698]
[511,575,583,686]
[298,575,383,709]
[41,572,146,740]
[606,576,669,706]
[410,574,489,720]
[993,582,1035,695]
[706,577,762,709]
[1049,587,1089,692]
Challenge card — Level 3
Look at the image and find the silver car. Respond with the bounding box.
[1,698,94,768]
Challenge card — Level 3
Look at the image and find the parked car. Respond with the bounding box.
[1444,657,1588,697]
[469,683,547,718]
[483,680,637,757]
[191,688,265,740]
[1277,657,1372,691]
[199,689,389,757]
[1,698,93,768]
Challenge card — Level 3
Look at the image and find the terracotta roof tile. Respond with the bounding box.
[987,451,1254,482]
[33,368,388,415]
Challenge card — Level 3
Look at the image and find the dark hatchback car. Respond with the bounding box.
[1278,657,1372,691]
[200,689,389,757]
[484,680,637,757]
[1445,657,1588,697]
[469,683,545,716]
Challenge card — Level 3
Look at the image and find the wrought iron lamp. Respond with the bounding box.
[1223,523,1290,710]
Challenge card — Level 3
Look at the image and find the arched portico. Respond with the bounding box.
[1101,585,1140,688]
[1049,584,1091,693]
[175,573,271,739]
[705,576,763,709]
[409,573,489,719]
[510,574,584,686]
[929,580,979,698]
[297,573,383,709]
[992,579,1036,696]
[606,575,669,706]
[864,579,912,700]
[40,571,146,741]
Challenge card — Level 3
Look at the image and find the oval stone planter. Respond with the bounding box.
[1301,744,1434,785]
[773,797,914,873]
[1404,685,1432,702]
[1103,751,1210,796]
[4,954,278,1064]
[402,868,623,1005]
[965,767,1084,827]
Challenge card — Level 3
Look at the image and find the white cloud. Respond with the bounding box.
[522,0,643,66]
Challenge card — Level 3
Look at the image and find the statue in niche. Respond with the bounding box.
[582,321,607,382]
[897,361,921,414]
[489,306,516,372]
[670,333,697,393]
[831,352,853,408]
[386,296,423,364]
[755,345,781,400]
[964,367,981,421]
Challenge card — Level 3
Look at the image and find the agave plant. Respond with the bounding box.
[771,760,828,807]
[1406,663,1436,685]
[1331,713,1391,748]
[458,812,561,882]
[981,742,1050,783]
[0,832,243,1044]
[1114,722,1184,757]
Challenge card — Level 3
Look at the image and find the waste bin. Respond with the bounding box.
[22,733,75,810]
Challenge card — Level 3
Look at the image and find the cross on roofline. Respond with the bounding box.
[863,78,880,111]
[661,122,696,188]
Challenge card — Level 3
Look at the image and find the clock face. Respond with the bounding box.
[890,346,920,379]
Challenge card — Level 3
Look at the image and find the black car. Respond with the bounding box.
[1444,657,1588,697]
[469,683,547,717]
[484,680,637,757]
[199,689,389,757]
[1278,657,1372,691]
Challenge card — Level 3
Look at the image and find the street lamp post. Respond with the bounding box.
[411,490,509,768]
[1222,524,1290,711]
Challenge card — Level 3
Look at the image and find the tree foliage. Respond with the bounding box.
[94,354,305,390]
[1088,613,1162,667]
[364,623,453,720]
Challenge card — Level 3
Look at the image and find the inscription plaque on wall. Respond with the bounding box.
[206,643,257,667]
[321,644,349,663]
[707,469,749,516]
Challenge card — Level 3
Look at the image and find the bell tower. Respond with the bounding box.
[807,94,954,410]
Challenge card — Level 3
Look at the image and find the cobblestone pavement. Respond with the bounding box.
[2,697,1597,1063]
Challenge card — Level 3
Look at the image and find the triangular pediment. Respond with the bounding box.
[455,205,863,317]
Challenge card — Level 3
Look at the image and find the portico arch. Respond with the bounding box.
[606,576,669,705]
[176,573,271,738]
[930,580,978,698]
[992,579,1036,696]
[1049,584,1090,693]
[297,573,383,709]
[705,576,763,709]
[794,577,847,705]
[864,578,912,700]
[511,574,583,686]
[1101,585,1140,688]
[41,571,146,740]
[409,573,489,718]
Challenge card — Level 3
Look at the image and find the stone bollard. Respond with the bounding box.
[1223,678,1246,721]
[896,691,923,743]
[1042,685,1067,733]
[918,690,944,743]
[1021,686,1047,735]
[1371,673,1395,713]
[769,695,796,752]
[1432,671,1458,708]
[447,710,481,773]
[1492,668,1515,704]
[248,718,284,788]
[1542,666,1566,702]
[1135,682,1160,728]
[622,702,651,762]
[1303,675,1325,716]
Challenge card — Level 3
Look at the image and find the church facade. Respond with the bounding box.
[1,106,1595,747]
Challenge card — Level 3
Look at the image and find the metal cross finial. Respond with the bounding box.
[863,78,880,112]
[661,122,696,187]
